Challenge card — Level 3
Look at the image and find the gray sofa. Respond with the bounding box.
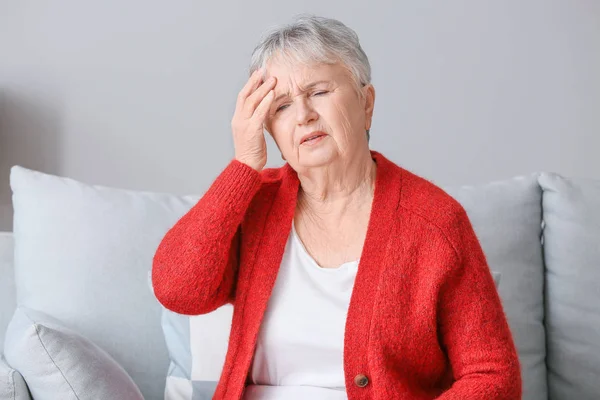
[0,167,599,400]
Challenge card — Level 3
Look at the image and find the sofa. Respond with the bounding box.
[0,164,599,400]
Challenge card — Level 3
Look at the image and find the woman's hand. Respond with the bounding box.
[232,69,277,171]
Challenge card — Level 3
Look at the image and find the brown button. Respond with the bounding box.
[354,374,369,388]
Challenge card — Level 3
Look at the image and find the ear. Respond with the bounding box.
[362,84,376,131]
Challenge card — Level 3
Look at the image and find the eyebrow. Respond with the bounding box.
[274,80,331,102]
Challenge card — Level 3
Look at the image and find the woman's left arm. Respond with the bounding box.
[436,208,522,400]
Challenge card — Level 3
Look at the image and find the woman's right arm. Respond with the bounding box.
[152,160,261,315]
[152,67,277,315]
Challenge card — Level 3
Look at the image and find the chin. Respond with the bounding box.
[297,147,339,169]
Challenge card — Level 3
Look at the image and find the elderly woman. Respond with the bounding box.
[152,15,521,400]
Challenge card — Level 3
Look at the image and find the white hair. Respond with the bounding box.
[249,14,372,98]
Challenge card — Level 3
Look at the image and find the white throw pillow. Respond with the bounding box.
[0,354,31,400]
[4,307,143,400]
[147,273,231,400]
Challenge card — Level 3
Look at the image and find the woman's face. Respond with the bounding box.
[263,60,375,170]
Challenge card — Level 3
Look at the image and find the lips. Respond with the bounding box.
[301,131,327,144]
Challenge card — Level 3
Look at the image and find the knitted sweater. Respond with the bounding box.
[152,150,522,400]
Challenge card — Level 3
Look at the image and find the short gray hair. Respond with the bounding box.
[249,15,371,95]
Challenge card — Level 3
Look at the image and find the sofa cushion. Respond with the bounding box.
[4,307,143,400]
[539,172,600,399]
[0,232,15,351]
[0,353,31,400]
[445,174,547,400]
[9,165,202,399]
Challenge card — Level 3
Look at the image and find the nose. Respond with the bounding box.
[295,97,318,126]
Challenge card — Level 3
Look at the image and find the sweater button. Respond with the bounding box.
[354,374,369,388]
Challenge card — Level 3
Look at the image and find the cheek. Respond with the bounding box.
[337,97,363,126]
[321,94,354,120]
[269,119,295,149]
[329,101,354,135]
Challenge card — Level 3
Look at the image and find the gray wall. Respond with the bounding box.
[1,1,599,231]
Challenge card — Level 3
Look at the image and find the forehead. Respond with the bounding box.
[264,60,350,86]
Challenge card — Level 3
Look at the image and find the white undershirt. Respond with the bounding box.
[243,222,359,400]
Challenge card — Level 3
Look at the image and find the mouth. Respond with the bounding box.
[301,131,328,145]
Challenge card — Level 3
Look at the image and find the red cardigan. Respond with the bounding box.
[152,150,521,400]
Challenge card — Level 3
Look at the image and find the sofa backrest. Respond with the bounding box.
[0,232,15,350]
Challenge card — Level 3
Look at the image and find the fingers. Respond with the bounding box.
[250,90,275,125]
[243,76,277,119]
[236,69,264,110]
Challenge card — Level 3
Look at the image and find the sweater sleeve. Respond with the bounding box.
[436,208,522,400]
[151,160,262,315]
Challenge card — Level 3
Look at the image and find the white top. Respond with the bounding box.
[243,222,359,400]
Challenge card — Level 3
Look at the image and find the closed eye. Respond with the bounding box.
[275,104,290,113]
[275,91,328,113]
